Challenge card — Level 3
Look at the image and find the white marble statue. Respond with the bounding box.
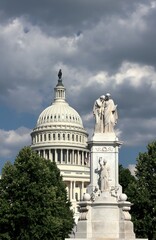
[99,158,110,192]
[93,95,105,133]
[103,93,118,133]
[93,93,118,133]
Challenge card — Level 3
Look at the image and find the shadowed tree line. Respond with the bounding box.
[0,147,74,240]
[119,141,156,240]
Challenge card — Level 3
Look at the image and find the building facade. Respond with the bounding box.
[31,72,90,215]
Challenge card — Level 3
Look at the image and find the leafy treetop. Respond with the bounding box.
[0,147,74,240]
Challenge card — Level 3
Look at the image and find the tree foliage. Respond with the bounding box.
[119,141,156,240]
[129,141,156,240]
[119,164,136,195]
[0,147,74,240]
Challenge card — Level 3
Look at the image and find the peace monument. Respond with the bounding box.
[66,94,147,240]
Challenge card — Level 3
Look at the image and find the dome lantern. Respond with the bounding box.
[54,69,66,102]
[32,69,86,129]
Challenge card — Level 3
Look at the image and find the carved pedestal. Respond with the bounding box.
[65,133,148,240]
[87,133,122,196]
[71,196,136,239]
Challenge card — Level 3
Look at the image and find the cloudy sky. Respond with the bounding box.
[0,0,156,173]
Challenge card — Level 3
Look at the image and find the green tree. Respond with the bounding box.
[129,141,156,240]
[119,164,136,195]
[0,147,74,240]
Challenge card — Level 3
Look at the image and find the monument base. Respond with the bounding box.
[68,238,147,239]
[91,132,118,141]
[66,133,147,240]
[66,192,147,240]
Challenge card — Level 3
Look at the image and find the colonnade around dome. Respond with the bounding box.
[35,148,89,166]
[31,129,87,146]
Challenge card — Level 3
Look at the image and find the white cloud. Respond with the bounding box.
[3,86,43,112]
[0,5,156,113]
[66,61,156,100]
[119,117,156,147]
[82,112,93,122]
[87,72,109,87]
[0,0,156,171]
[0,18,82,111]
[113,62,156,87]
[128,164,136,176]
[118,2,155,31]
[0,127,31,158]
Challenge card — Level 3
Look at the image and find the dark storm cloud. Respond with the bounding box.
[74,4,156,73]
[0,0,147,35]
[64,60,156,145]
[1,1,156,73]
[67,64,156,121]
[0,0,156,161]
[74,83,154,125]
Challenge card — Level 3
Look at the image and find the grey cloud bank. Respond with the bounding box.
[0,0,156,170]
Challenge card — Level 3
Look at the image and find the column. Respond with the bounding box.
[73,181,75,200]
[43,150,46,159]
[78,150,80,165]
[64,149,67,163]
[74,151,77,164]
[49,149,52,161]
[76,150,78,165]
[69,150,71,164]
[82,151,84,165]
[70,181,72,200]
[55,149,57,163]
[67,149,69,164]
[81,182,84,200]
[61,149,63,164]
[72,150,74,164]
[46,150,49,159]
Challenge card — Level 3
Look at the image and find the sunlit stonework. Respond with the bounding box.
[31,70,90,219]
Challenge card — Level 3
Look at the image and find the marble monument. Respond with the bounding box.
[66,93,147,240]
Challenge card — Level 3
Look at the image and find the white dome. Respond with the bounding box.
[36,101,83,128]
[31,76,88,147]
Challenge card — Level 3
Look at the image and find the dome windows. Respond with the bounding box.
[31,130,87,147]
[38,113,81,124]
[72,134,74,141]
[48,134,51,141]
[37,106,83,126]
[68,134,70,140]
[53,133,56,140]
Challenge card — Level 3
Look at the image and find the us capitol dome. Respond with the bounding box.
[31,70,90,215]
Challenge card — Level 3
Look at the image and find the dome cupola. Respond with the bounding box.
[35,69,83,129]
[31,70,88,148]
